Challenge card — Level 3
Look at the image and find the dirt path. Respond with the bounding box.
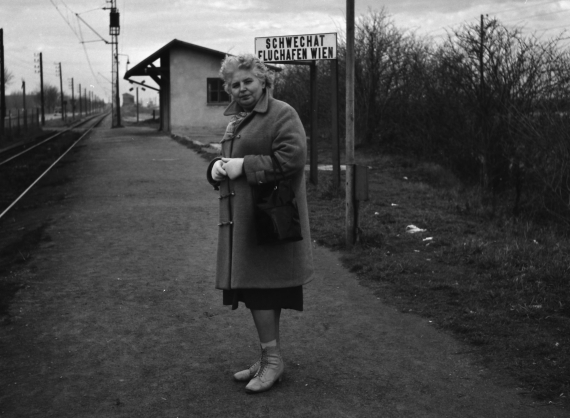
[0,120,567,418]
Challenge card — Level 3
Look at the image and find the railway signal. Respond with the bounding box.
[104,0,121,127]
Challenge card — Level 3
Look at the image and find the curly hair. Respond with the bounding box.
[219,54,274,94]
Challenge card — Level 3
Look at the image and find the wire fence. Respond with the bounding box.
[1,108,42,142]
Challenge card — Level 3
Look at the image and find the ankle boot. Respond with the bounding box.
[245,345,284,394]
[233,359,260,382]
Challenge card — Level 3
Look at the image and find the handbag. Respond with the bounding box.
[254,154,303,245]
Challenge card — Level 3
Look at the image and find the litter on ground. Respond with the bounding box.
[406,225,426,234]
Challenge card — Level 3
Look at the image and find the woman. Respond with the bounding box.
[206,54,314,394]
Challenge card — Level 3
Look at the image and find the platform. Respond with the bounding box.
[0,118,561,417]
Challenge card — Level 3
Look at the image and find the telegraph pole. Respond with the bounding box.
[1,28,5,137]
[69,78,75,119]
[479,14,485,104]
[35,52,45,125]
[56,62,64,121]
[345,0,356,248]
[22,80,26,130]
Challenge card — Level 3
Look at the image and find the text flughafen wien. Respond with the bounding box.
[255,33,337,62]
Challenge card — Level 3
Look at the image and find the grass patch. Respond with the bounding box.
[307,151,570,407]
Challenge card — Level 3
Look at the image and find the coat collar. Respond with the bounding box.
[223,90,270,116]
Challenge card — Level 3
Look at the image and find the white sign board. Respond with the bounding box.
[255,33,337,62]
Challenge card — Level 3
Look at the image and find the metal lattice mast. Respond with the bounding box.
[109,0,120,127]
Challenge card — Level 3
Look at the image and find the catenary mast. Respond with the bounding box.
[109,0,121,127]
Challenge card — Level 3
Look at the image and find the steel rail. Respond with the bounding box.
[0,113,106,167]
[0,114,107,221]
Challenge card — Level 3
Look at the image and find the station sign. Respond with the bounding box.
[255,33,337,62]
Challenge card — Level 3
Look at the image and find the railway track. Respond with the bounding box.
[0,113,105,166]
[0,112,109,221]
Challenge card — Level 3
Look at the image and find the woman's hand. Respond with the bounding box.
[221,158,244,180]
[211,159,227,181]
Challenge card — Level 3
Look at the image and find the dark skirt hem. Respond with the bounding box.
[222,286,303,311]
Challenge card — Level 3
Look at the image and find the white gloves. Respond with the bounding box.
[211,158,244,181]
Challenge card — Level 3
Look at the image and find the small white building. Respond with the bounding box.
[124,39,232,136]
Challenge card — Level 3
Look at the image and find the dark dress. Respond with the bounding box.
[223,286,303,311]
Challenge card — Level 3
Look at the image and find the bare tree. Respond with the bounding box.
[2,66,14,87]
[43,84,59,113]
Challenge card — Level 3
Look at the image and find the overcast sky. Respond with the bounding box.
[2,0,570,104]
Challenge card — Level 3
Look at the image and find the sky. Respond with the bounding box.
[1,0,570,106]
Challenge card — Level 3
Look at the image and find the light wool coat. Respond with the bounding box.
[207,92,314,290]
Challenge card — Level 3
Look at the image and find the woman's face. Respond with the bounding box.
[229,69,265,110]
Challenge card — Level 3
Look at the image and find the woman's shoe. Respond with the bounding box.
[245,346,284,394]
[233,359,260,382]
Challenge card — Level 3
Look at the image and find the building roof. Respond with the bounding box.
[124,38,281,82]
[124,39,228,79]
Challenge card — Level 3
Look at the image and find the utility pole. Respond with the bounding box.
[107,0,121,127]
[479,14,485,105]
[136,87,139,122]
[1,28,5,137]
[345,0,356,248]
[35,52,45,125]
[84,87,87,114]
[310,61,318,184]
[56,62,64,121]
[479,14,488,191]
[22,80,26,130]
[69,78,75,119]
[78,83,82,117]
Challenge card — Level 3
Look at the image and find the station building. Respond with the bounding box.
[124,39,232,137]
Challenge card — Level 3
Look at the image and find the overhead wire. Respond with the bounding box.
[49,0,111,98]
[490,0,562,16]
[49,0,80,39]
[76,16,110,95]
[423,0,569,37]
[502,7,570,23]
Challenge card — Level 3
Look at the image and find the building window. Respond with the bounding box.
[207,78,230,104]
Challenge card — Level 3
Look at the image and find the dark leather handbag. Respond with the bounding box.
[254,154,303,245]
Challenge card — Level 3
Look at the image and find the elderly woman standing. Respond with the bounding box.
[206,54,313,394]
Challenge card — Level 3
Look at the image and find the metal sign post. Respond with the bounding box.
[346,0,356,247]
[255,33,338,186]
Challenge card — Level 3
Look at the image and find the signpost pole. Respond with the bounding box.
[310,61,318,185]
[331,58,340,190]
[345,0,356,248]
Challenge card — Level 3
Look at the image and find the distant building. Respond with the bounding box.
[124,39,232,136]
[122,93,135,107]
